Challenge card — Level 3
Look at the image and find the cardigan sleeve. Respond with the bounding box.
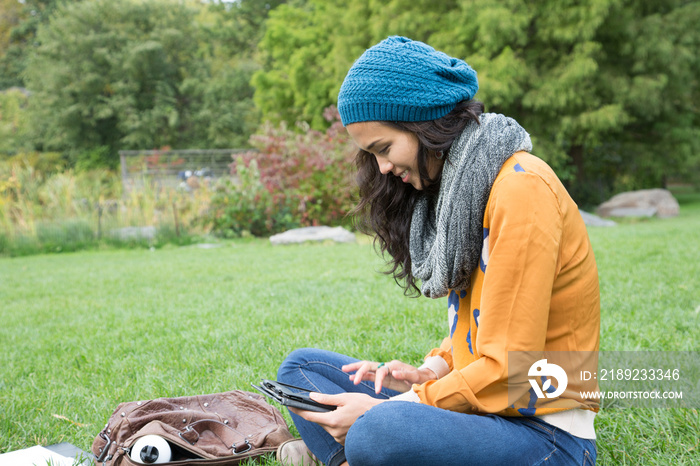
[412,170,564,413]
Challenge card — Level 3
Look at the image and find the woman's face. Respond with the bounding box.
[346,121,441,190]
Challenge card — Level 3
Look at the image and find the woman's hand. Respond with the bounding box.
[342,359,437,394]
[289,392,383,445]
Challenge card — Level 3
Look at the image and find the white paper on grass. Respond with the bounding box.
[0,445,75,466]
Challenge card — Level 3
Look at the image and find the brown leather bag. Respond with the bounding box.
[92,390,294,465]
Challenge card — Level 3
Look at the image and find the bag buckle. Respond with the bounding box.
[232,439,252,455]
[95,431,112,463]
[179,426,200,445]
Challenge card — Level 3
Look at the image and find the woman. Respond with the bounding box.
[276,36,600,466]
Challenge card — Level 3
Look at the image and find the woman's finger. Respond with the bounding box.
[344,360,424,391]
[374,365,391,393]
[350,361,376,385]
[341,361,366,373]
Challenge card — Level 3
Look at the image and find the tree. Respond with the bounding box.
[590,0,700,192]
[435,0,700,200]
[182,0,289,149]
[252,0,383,129]
[23,0,267,167]
[431,0,630,201]
[252,0,700,204]
[204,0,288,54]
[0,0,64,89]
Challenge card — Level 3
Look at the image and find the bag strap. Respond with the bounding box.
[179,419,253,455]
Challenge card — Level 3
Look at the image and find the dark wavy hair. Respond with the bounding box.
[351,99,485,296]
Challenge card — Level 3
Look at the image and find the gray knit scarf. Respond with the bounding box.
[409,113,532,298]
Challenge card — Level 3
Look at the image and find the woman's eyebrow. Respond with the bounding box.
[365,139,384,152]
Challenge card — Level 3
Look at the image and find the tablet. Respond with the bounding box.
[252,379,336,413]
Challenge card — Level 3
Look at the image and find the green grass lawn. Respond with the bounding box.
[1,193,699,465]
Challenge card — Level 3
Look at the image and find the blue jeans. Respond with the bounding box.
[277,348,597,466]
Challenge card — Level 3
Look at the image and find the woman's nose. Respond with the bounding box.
[376,157,394,175]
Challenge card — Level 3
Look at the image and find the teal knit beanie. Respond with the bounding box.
[337,36,478,126]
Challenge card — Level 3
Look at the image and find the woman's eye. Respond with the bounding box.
[378,146,389,155]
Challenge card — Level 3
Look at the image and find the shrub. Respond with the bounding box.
[203,106,357,237]
[203,158,299,237]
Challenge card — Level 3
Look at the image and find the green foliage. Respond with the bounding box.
[21,0,263,166]
[252,0,376,129]
[201,107,357,237]
[71,145,113,172]
[252,0,700,206]
[0,87,31,154]
[23,0,195,159]
[204,158,299,238]
[182,60,260,149]
[1,0,284,161]
[594,0,700,191]
[0,0,63,89]
[203,0,288,54]
[0,152,66,176]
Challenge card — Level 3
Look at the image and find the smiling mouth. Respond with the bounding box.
[397,170,410,182]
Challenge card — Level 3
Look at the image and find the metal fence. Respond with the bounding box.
[118,148,250,192]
